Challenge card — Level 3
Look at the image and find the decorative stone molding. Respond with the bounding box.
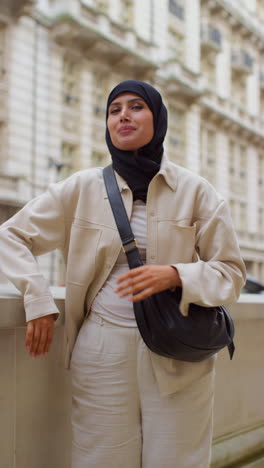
[201,98,264,147]
[51,6,157,74]
[201,0,264,50]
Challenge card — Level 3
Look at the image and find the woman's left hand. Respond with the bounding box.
[115,265,182,302]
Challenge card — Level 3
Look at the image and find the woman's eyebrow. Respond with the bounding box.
[109,98,145,107]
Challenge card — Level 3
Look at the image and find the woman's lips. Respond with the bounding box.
[118,126,136,135]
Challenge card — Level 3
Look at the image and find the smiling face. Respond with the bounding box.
[107,92,154,152]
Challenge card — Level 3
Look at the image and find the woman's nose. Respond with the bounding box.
[120,108,130,121]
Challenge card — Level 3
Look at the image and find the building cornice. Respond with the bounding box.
[201,97,264,147]
[157,61,203,103]
[201,0,264,50]
[51,16,157,73]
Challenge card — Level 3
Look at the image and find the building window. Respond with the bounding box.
[169,0,184,20]
[120,0,134,28]
[94,0,108,13]
[92,72,110,156]
[239,201,247,232]
[229,198,247,232]
[60,142,79,178]
[0,26,6,160]
[260,83,264,120]
[62,57,80,135]
[200,52,216,91]
[228,141,248,232]
[231,49,254,74]
[0,25,6,78]
[91,150,109,167]
[167,103,185,166]
[201,21,222,52]
[230,48,253,112]
[239,145,247,192]
[201,128,216,185]
[231,72,247,110]
[168,0,185,63]
[168,27,184,63]
[258,153,264,234]
[0,123,4,165]
[229,141,247,196]
[62,57,80,108]
[258,206,264,236]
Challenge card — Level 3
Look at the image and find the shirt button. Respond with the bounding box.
[150,211,155,217]
[150,255,155,260]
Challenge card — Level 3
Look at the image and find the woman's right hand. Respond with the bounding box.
[25,315,55,357]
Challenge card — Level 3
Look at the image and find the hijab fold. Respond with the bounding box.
[105,80,168,202]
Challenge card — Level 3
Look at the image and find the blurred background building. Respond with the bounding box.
[0,0,264,285]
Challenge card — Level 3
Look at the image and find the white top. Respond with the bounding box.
[91,200,146,326]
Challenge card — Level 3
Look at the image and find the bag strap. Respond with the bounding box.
[103,164,143,269]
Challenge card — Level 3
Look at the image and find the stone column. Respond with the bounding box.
[8,16,36,189]
[247,146,258,233]
[47,47,63,181]
[152,0,168,62]
[215,131,229,197]
[247,61,260,116]
[185,104,200,173]
[184,0,200,73]
[216,37,231,99]
[79,68,93,169]
[108,0,120,22]
[134,0,151,42]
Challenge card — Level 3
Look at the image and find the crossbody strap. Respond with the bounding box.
[103,164,143,269]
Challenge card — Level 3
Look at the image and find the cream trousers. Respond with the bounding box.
[70,312,215,468]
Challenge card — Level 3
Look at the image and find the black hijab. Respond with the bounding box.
[105,80,168,202]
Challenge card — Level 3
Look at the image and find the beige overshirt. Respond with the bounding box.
[0,156,246,392]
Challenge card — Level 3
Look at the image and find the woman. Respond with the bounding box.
[0,80,246,467]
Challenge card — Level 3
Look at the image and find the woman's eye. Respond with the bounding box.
[132,105,143,111]
[110,108,120,114]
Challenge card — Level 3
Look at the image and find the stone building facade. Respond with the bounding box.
[0,0,264,284]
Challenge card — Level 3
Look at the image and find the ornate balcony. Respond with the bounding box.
[51,5,157,75]
[158,61,203,102]
[231,48,254,75]
[201,21,222,53]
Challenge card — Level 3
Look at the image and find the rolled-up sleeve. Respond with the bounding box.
[0,184,65,321]
[173,199,246,316]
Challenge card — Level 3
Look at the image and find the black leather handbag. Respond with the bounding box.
[103,165,235,362]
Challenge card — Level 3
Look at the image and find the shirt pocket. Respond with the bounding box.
[66,223,102,286]
[157,221,196,264]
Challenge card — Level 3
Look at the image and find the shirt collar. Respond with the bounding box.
[157,154,178,191]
